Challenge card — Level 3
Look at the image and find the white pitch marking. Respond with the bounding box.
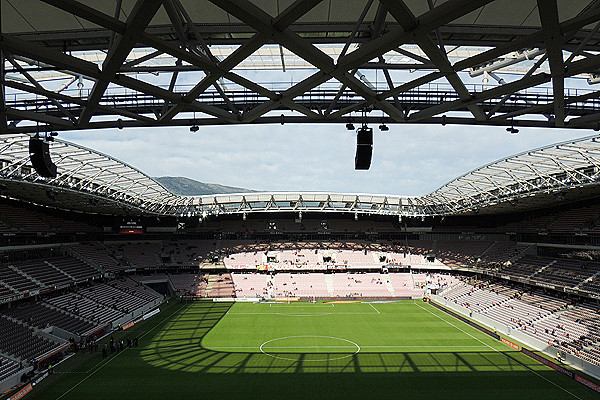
[259,335,360,362]
[209,345,490,350]
[54,303,185,400]
[414,302,583,400]
[228,312,378,316]
[368,303,380,314]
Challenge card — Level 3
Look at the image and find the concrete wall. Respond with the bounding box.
[47,326,80,342]
[111,298,164,329]
[0,366,33,394]
[36,328,68,345]
[431,294,600,380]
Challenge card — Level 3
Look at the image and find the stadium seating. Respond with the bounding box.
[231,273,269,297]
[578,276,600,293]
[434,240,493,268]
[0,315,61,361]
[440,278,600,366]
[46,293,124,326]
[0,283,17,303]
[0,203,51,232]
[110,277,163,303]
[47,256,101,282]
[40,214,99,233]
[532,258,600,288]
[0,267,41,293]
[163,240,215,265]
[0,356,19,382]
[78,284,147,314]
[331,273,391,297]
[271,273,330,297]
[389,273,427,297]
[110,242,162,268]
[1,302,95,336]
[230,272,430,298]
[224,245,442,271]
[205,273,235,297]
[476,242,531,268]
[169,273,208,297]
[12,259,73,288]
[500,255,550,278]
[0,255,102,302]
[68,243,121,272]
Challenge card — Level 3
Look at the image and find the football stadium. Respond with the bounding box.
[2,0,600,399]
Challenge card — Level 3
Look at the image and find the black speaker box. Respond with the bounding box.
[356,126,373,146]
[29,137,57,178]
[355,127,373,170]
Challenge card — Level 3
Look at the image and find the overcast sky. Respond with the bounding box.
[60,123,592,196]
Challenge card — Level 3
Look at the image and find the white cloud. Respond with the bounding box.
[61,124,591,196]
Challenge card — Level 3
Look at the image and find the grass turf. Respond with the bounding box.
[23,300,599,400]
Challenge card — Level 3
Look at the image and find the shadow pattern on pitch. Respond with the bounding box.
[139,301,546,375]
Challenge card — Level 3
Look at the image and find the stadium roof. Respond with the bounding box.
[3,0,600,133]
[0,134,179,215]
[424,134,600,214]
[2,133,600,217]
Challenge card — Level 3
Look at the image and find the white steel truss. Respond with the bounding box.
[423,134,600,214]
[3,134,600,217]
[0,134,179,214]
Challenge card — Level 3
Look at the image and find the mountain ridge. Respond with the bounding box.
[154,176,257,196]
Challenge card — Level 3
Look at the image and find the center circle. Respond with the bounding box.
[259,335,360,362]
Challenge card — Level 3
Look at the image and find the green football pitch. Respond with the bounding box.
[23,300,599,400]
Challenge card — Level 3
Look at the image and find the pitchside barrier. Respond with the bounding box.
[210,296,414,302]
[0,366,33,395]
[212,297,261,302]
[430,295,600,392]
[112,298,164,329]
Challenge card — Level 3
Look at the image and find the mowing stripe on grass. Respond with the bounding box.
[415,301,583,400]
[54,303,188,400]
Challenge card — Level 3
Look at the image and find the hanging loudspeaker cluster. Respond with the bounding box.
[355,126,373,170]
[29,137,57,178]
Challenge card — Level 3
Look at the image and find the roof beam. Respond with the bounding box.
[78,0,164,127]
[5,55,77,124]
[247,0,491,122]
[208,0,407,123]
[0,48,7,130]
[164,0,239,116]
[0,34,237,122]
[4,80,154,123]
[537,0,565,126]
[379,0,486,121]
[160,0,325,122]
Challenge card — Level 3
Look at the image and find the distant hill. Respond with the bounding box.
[154,176,257,196]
